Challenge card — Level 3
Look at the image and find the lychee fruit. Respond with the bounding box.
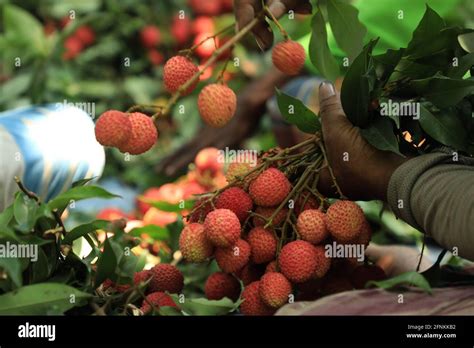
[143,207,177,227]
[194,32,218,59]
[163,56,199,95]
[272,40,306,75]
[249,168,291,207]
[133,270,152,286]
[140,25,161,48]
[247,227,277,264]
[240,281,275,316]
[189,0,222,16]
[198,84,237,128]
[259,272,292,308]
[265,260,278,273]
[179,223,214,263]
[194,147,224,176]
[205,272,241,301]
[296,209,328,245]
[118,112,158,155]
[350,264,386,289]
[313,245,331,279]
[326,201,365,243]
[141,292,177,314]
[215,239,251,273]
[63,36,83,60]
[204,209,241,247]
[294,190,320,215]
[148,49,164,66]
[188,197,213,222]
[192,16,215,35]
[278,240,318,283]
[215,187,253,222]
[253,206,288,227]
[148,264,184,294]
[75,25,95,45]
[171,16,192,45]
[225,160,256,188]
[94,110,131,147]
[235,263,264,285]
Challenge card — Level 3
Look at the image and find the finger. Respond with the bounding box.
[318,82,354,138]
[234,0,260,30]
[252,20,274,50]
[267,0,287,18]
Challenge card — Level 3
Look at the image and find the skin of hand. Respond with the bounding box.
[234,0,312,50]
[317,82,408,201]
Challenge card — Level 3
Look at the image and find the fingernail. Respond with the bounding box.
[319,81,336,97]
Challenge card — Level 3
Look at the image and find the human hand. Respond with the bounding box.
[317,82,408,201]
[234,0,312,50]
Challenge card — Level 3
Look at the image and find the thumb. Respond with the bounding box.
[318,82,353,137]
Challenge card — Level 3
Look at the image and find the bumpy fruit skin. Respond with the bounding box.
[249,168,291,207]
[118,112,158,155]
[205,272,241,301]
[313,245,331,279]
[148,264,184,294]
[272,40,306,75]
[140,25,161,48]
[215,239,251,273]
[259,272,292,308]
[350,265,386,289]
[102,279,130,293]
[198,84,237,128]
[94,110,131,147]
[294,190,320,215]
[265,260,278,273]
[215,187,253,222]
[163,56,199,95]
[278,240,318,283]
[133,270,151,286]
[240,281,275,316]
[253,206,288,227]
[194,147,224,176]
[204,209,241,247]
[356,219,372,247]
[248,227,277,264]
[326,201,365,243]
[179,223,214,262]
[141,292,177,314]
[225,160,257,188]
[296,209,328,245]
[188,198,213,222]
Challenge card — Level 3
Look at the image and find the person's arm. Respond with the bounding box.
[317,82,474,261]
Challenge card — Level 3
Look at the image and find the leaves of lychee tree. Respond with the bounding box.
[47,185,120,211]
[170,295,242,316]
[367,271,432,295]
[360,117,402,156]
[275,88,320,134]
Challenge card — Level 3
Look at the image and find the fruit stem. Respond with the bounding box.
[180,23,234,57]
[264,6,289,40]
[318,140,346,199]
[14,176,40,203]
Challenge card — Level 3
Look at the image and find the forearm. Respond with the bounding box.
[387,149,474,260]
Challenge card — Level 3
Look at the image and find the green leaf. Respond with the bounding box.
[170,295,241,316]
[367,271,432,294]
[30,248,50,283]
[4,5,47,55]
[373,48,404,83]
[405,5,445,57]
[94,238,120,287]
[360,117,401,155]
[458,32,474,53]
[62,220,109,245]
[129,225,170,241]
[275,89,320,134]
[0,283,92,315]
[0,257,23,288]
[157,306,183,316]
[419,104,468,151]
[143,200,194,213]
[13,193,38,233]
[72,177,96,188]
[341,39,379,127]
[309,7,340,81]
[0,74,32,104]
[47,186,119,211]
[409,74,474,108]
[447,52,474,79]
[0,205,14,228]
[326,0,366,61]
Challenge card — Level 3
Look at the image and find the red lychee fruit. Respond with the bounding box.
[350,264,387,289]
[171,16,192,45]
[118,112,158,155]
[296,209,328,245]
[96,208,131,221]
[192,16,215,35]
[134,270,152,286]
[215,187,253,222]
[259,272,292,308]
[148,264,184,294]
[102,279,130,293]
[75,25,95,46]
[188,197,213,223]
[140,292,177,314]
[247,227,277,264]
[204,209,241,248]
[94,110,131,147]
[143,207,177,227]
[148,49,164,66]
[220,0,234,12]
[140,25,161,48]
[265,260,278,273]
[163,56,199,95]
[137,187,161,214]
[249,168,291,207]
[225,161,256,188]
[63,36,83,60]
[240,281,275,316]
[313,245,331,279]
[205,272,241,301]
[194,32,218,59]
[195,147,224,176]
[326,200,366,243]
[278,240,318,283]
[189,0,222,16]
[215,239,251,273]
[198,84,237,128]
[253,206,288,228]
[294,190,320,215]
[179,223,214,262]
[235,263,264,285]
[272,40,306,75]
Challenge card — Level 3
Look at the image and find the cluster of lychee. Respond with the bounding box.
[177,152,386,315]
